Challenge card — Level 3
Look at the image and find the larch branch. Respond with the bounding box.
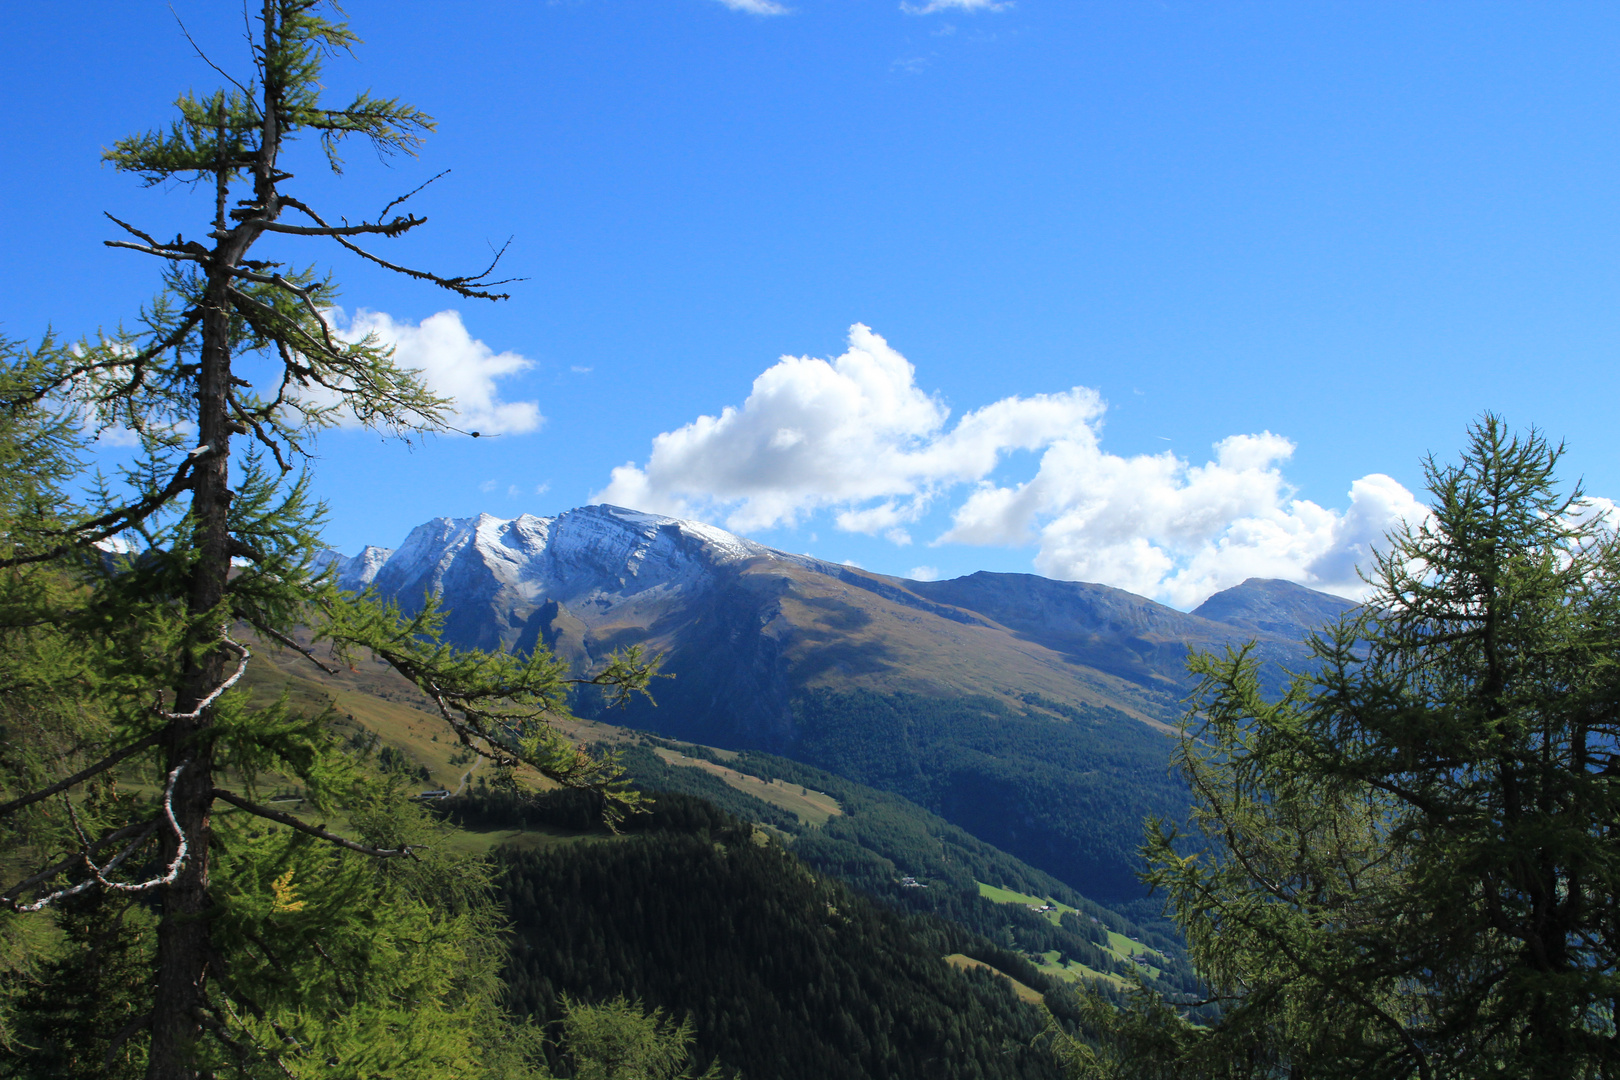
[209,788,415,858]
[0,729,163,818]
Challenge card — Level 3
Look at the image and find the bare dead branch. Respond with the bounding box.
[102,239,209,264]
[278,194,514,300]
[251,623,340,675]
[323,230,518,300]
[377,169,449,221]
[243,214,424,239]
[85,763,189,894]
[210,788,415,858]
[1,820,154,903]
[103,212,165,249]
[154,632,249,721]
[11,761,187,911]
[0,729,163,818]
[170,7,258,109]
[468,235,517,287]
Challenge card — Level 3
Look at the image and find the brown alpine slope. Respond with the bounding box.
[325,505,1356,898]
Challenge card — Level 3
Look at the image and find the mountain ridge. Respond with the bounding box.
[322,503,1352,698]
[322,503,1360,899]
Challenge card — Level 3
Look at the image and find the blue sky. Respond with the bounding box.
[5,1,1620,606]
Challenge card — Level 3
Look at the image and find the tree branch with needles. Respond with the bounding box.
[210,788,415,859]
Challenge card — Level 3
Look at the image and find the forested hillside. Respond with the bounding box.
[433,745,1200,1077]
[489,793,1064,1079]
[606,739,1196,992]
[780,689,1188,901]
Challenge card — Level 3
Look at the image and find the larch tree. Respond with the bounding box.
[1052,416,1620,1080]
[0,4,654,1078]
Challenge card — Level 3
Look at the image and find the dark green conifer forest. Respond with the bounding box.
[494,794,1062,1080]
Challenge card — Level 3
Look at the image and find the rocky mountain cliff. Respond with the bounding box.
[325,504,1358,898]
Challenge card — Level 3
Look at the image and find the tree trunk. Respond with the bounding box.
[145,279,234,1080]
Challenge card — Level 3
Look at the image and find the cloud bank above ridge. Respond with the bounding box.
[595,324,1425,607]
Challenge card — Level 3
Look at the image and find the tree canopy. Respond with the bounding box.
[1055,415,1620,1080]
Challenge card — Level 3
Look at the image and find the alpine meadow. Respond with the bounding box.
[4,3,1620,1080]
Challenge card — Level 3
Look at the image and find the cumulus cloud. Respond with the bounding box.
[901,0,1010,13]
[714,0,791,13]
[942,434,1426,607]
[909,565,941,581]
[595,324,1099,532]
[1569,495,1620,535]
[327,309,543,436]
[595,323,1425,608]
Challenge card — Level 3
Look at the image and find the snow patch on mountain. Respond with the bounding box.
[326,504,787,631]
[336,546,394,590]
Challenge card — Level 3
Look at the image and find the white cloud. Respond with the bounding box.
[95,426,142,449]
[1569,495,1620,535]
[594,323,1098,532]
[479,479,498,493]
[328,309,543,436]
[909,565,941,581]
[535,482,552,496]
[595,323,1425,608]
[901,0,1010,13]
[942,433,1425,607]
[714,0,791,13]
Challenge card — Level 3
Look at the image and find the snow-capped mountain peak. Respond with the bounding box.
[325,504,784,650]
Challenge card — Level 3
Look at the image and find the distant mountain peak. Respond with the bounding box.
[321,503,798,651]
[1191,577,1358,639]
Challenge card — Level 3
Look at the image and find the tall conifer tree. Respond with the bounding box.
[1053,416,1620,1079]
[0,4,654,1077]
